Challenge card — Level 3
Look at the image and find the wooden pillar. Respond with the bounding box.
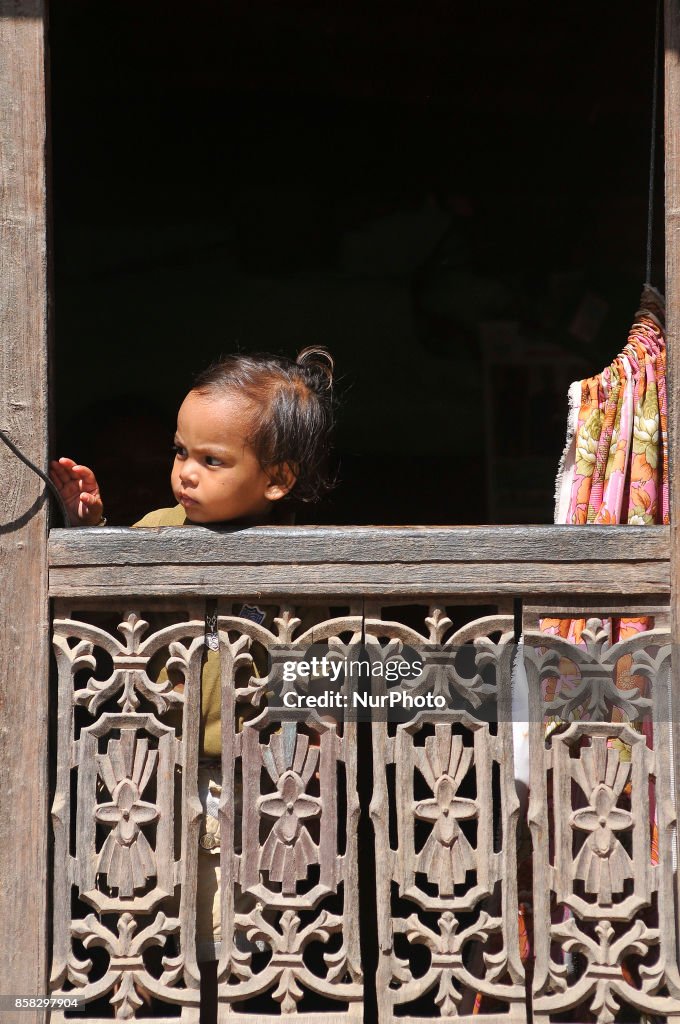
[0,2,50,1020]
[667,0,680,948]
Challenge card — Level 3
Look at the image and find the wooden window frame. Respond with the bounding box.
[1,0,679,1014]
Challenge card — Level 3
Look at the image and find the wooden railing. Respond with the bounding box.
[46,525,677,1023]
[48,525,670,599]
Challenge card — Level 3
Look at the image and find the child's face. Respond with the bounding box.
[171,390,288,523]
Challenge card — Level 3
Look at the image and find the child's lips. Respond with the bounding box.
[179,493,198,508]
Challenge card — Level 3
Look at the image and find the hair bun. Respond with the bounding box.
[296,346,334,391]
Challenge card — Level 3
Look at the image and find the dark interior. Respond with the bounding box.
[50,0,663,526]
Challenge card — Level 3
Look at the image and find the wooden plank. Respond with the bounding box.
[48,559,669,598]
[523,596,671,626]
[528,647,680,1019]
[666,0,680,950]
[0,3,49,1020]
[50,605,204,1017]
[524,595,669,613]
[48,524,671,567]
[218,669,362,1014]
[372,624,525,1022]
[524,609,671,629]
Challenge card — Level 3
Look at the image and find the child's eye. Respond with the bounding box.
[205,456,222,467]
[172,444,187,459]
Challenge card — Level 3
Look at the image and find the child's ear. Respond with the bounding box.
[264,462,297,501]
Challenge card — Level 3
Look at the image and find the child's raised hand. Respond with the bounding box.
[49,457,105,526]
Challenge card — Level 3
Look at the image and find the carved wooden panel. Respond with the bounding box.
[48,595,680,1023]
[49,601,206,1022]
[525,620,680,1023]
[214,603,364,1023]
[368,608,526,1023]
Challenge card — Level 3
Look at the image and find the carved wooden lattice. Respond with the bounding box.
[48,598,680,1023]
[50,601,206,1022]
[525,619,680,1023]
[214,602,364,1022]
[368,608,526,1023]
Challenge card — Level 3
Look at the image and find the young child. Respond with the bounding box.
[50,346,336,1017]
[50,346,335,529]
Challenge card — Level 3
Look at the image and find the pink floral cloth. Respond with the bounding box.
[545,286,668,657]
[553,289,667,531]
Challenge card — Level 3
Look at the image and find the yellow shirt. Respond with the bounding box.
[133,505,323,757]
[133,504,274,756]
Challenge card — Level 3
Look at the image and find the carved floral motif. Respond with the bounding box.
[414,733,477,896]
[95,731,159,896]
[68,911,187,1020]
[233,908,354,1013]
[572,781,633,906]
[53,611,202,716]
[258,729,321,894]
[395,910,505,1015]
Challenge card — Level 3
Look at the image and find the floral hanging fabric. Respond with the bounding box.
[542,283,667,655]
[540,286,667,864]
[552,283,668,534]
[529,286,668,1003]
[503,288,668,991]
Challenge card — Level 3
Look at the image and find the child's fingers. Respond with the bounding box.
[80,492,102,511]
[50,469,81,504]
[51,463,81,490]
[78,493,103,522]
[49,460,73,487]
[52,458,86,493]
[55,457,98,490]
[71,464,99,491]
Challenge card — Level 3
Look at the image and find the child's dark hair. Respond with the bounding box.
[191,347,336,502]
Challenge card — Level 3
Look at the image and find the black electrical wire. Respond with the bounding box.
[0,428,72,527]
[646,0,662,284]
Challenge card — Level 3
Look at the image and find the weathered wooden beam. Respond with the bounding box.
[0,1,49,1018]
[48,562,669,599]
[49,524,671,566]
[666,0,680,949]
[48,524,670,596]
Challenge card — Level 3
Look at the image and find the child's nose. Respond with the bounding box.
[179,460,200,485]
